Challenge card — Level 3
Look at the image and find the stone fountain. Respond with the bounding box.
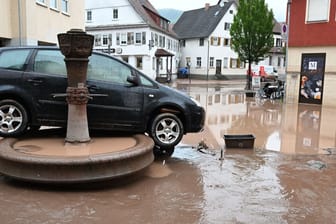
[0,29,154,184]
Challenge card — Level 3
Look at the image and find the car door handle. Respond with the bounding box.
[27,78,43,84]
[88,85,99,91]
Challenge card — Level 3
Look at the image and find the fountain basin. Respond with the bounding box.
[0,134,154,183]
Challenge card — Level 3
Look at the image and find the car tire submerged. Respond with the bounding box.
[0,100,28,137]
[149,113,183,154]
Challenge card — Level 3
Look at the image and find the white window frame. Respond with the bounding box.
[224,22,231,31]
[223,57,228,68]
[135,32,142,45]
[94,34,101,46]
[102,35,109,46]
[120,33,127,45]
[306,0,330,22]
[61,0,69,14]
[36,0,46,4]
[86,10,92,22]
[113,8,118,20]
[210,57,214,67]
[50,0,58,9]
[196,57,202,68]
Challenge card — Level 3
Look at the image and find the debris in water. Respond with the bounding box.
[307,160,327,170]
[322,148,336,155]
[196,139,216,156]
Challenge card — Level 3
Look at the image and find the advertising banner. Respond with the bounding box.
[299,53,325,104]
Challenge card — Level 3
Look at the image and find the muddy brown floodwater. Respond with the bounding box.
[1,80,336,224]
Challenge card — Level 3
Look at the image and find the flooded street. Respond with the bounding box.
[1,80,336,223]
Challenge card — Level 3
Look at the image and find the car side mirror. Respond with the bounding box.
[127,75,139,86]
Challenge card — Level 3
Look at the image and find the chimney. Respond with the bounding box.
[205,3,210,11]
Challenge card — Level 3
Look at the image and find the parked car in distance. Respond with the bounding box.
[0,46,205,156]
[247,65,278,82]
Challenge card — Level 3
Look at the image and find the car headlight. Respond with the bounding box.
[190,97,202,107]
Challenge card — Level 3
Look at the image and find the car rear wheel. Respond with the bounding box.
[0,100,28,137]
[149,113,184,150]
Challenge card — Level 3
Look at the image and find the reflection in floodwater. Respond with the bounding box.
[177,83,336,155]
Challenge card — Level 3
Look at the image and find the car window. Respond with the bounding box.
[88,54,132,85]
[139,74,154,87]
[34,50,67,76]
[0,49,31,70]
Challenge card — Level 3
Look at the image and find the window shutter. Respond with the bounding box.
[210,37,214,45]
[218,37,221,45]
[230,58,232,68]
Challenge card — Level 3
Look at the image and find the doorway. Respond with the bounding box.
[216,60,222,75]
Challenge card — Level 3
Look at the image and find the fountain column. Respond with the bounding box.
[57,29,94,143]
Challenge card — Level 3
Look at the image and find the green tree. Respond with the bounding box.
[230,0,274,90]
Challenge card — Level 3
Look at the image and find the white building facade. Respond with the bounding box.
[174,0,286,79]
[85,0,180,80]
[174,1,245,79]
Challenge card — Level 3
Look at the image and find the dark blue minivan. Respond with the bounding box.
[0,47,205,155]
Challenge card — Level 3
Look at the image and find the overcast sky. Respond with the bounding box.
[150,0,287,22]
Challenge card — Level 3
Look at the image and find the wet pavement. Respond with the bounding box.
[1,79,336,223]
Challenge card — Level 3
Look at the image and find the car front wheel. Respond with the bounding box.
[149,113,184,150]
[0,100,28,137]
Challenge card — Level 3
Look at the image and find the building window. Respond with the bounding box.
[199,38,204,46]
[127,32,134,45]
[122,56,128,63]
[275,38,282,47]
[210,57,214,67]
[94,35,101,46]
[50,0,57,9]
[142,32,146,45]
[120,33,127,45]
[136,57,143,69]
[86,10,92,22]
[230,58,237,68]
[116,33,120,45]
[155,34,158,46]
[61,0,68,13]
[306,0,329,22]
[211,37,221,46]
[278,57,281,67]
[36,0,46,5]
[159,36,163,47]
[186,57,191,67]
[102,35,109,46]
[168,39,171,50]
[181,40,186,47]
[269,56,273,66]
[196,57,202,68]
[224,22,231,30]
[223,38,230,46]
[223,57,228,68]
[113,9,118,19]
[135,33,141,44]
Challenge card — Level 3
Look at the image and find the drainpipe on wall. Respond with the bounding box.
[18,0,22,46]
[285,0,291,77]
[207,37,210,80]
